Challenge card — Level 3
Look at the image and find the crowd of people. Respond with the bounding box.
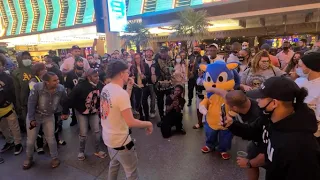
[0,39,319,180]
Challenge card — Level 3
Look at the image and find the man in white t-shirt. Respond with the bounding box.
[60,45,90,75]
[100,60,153,180]
[296,52,320,142]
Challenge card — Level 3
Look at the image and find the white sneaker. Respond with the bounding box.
[150,113,156,118]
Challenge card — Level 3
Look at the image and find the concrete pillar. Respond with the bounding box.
[102,0,121,53]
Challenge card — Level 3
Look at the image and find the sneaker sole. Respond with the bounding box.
[14,147,23,155]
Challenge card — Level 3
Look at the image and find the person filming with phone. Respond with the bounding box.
[221,77,320,180]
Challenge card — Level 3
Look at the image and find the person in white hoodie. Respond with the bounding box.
[295,52,320,143]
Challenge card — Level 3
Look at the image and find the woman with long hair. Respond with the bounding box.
[130,53,148,120]
[240,51,285,92]
[284,51,303,80]
[172,54,186,86]
[238,48,252,75]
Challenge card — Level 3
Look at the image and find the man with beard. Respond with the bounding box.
[60,45,90,75]
[152,46,174,122]
[65,57,85,126]
[87,54,100,70]
[12,51,33,132]
[187,46,202,106]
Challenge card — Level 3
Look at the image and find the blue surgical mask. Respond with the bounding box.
[296,67,308,78]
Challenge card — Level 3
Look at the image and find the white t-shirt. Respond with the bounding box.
[145,59,153,68]
[100,83,132,148]
[296,77,320,137]
[60,56,90,72]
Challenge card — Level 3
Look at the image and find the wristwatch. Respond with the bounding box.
[246,160,252,168]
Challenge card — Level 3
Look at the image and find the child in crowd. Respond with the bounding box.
[161,85,186,138]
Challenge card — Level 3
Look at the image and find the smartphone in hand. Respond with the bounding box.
[221,103,226,127]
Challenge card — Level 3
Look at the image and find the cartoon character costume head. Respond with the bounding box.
[199,61,239,159]
[200,61,239,96]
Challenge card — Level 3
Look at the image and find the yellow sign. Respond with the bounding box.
[0,15,6,37]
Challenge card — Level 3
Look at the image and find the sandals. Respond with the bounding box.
[193,124,203,129]
[78,152,86,161]
[23,159,34,170]
[94,151,107,159]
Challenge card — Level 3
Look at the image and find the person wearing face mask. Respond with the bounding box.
[172,54,186,86]
[44,55,64,84]
[284,52,303,81]
[242,42,249,50]
[295,52,320,144]
[0,54,23,157]
[63,68,107,161]
[223,76,320,180]
[241,51,285,92]
[276,41,294,70]
[64,57,85,126]
[60,45,90,75]
[12,51,33,132]
[238,49,252,75]
[187,46,202,106]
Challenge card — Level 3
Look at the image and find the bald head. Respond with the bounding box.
[226,90,248,108]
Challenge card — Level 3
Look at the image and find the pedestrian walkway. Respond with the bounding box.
[0,103,265,180]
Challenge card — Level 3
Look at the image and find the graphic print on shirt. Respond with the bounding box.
[0,80,5,91]
[100,91,112,120]
[73,79,79,86]
[247,75,265,89]
[262,125,274,162]
[83,90,100,114]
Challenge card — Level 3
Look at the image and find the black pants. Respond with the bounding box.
[161,111,183,138]
[188,78,196,102]
[156,89,172,118]
[142,86,150,120]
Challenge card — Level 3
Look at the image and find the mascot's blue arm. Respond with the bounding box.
[232,69,240,90]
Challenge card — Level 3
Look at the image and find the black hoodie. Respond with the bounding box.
[229,104,320,180]
[63,79,103,115]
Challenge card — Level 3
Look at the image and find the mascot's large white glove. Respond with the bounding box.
[199,105,208,115]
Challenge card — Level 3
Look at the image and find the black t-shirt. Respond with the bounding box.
[238,98,260,124]
[65,70,82,90]
[165,95,186,113]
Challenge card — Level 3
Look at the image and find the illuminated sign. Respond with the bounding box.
[0,0,95,37]
[127,0,143,16]
[107,0,127,32]
[155,0,173,11]
[0,15,6,37]
[190,0,203,6]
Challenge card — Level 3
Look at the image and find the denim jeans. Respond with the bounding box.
[75,111,101,153]
[204,122,233,152]
[26,113,57,159]
[0,111,22,145]
[107,146,138,180]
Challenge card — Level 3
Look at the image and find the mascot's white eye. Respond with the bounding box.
[205,72,212,82]
[217,72,228,83]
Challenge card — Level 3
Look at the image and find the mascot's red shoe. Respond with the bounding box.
[201,146,211,153]
[221,152,231,160]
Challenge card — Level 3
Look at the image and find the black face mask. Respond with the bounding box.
[259,100,275,118]
[283,47,289,51]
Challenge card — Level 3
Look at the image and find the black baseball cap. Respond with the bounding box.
[72,45,81,50]
[246,76,300,102]
[160,46,169,52]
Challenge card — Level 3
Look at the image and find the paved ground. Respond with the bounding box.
[0,100,265,180]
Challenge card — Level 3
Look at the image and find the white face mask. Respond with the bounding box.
[127,57,132,62]
[176,58,181,63]
[22,59,32,67]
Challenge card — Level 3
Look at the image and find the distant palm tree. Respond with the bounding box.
[173,8,210,51]
[121,21,150,53]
